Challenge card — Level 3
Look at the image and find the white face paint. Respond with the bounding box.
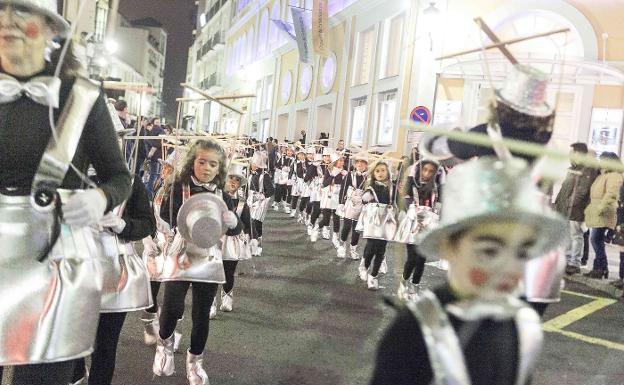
[441,220,537,301]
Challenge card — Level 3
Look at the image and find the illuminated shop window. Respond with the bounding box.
[376,90,397,145]
[350,97,368,145]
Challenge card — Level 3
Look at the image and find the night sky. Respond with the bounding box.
[119,0,196,122]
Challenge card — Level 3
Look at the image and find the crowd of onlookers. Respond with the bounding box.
[554,142,624,292]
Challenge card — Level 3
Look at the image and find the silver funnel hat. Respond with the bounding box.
[177,193,228,249]
[496,64,553,117]
[419,157,566,259]
[251,151,268,169]
[227,163,247,186]
[0,0,70,37]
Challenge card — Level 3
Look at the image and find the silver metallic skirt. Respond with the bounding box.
[0,191,102,365]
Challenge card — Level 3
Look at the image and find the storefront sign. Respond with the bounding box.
[589,108,624,156]
[410,106,432,124]
[291,7,312,64]
[312,0,329,57]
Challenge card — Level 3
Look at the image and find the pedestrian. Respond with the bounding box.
[300,129,307,144]
[248,151,274,257]
[153,139,242,385]
[318,153,346,247]
[72,173,155,385]
[289,148,308,218]
[370,158,566,385]
[359,160,396,290]
[337,152,369,259]
[0,2,132,383]
[584,151,624,279]
[398,158,440,299]
[553,142,599,275]
[211,163,252,317]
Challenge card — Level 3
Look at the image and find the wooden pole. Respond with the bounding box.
[181,83,244,115]
[435,28,570,61]
[474,17,518,65]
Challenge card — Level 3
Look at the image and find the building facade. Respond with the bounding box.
[186,0,624,155]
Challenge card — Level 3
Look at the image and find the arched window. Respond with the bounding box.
[246,28,255,64]
[269,1,281,49]
[258,9,270,56]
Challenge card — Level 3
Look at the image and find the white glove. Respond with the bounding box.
[63,189,108,227]
[142,236,160,257]
[351,195,363,205]
[223,211,238,229]
[99,212,126,234]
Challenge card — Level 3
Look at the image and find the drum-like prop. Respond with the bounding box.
[357,203,398,241]
[394,205,440,245]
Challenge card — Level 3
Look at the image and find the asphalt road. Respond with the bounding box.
[5,209,623,385]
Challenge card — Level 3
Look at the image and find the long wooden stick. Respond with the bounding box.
[402,120,624,172]
[474,17,518,65]
[181,83,244,115]
[436,28,570,61]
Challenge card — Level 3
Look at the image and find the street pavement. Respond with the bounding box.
[4,209,622,385]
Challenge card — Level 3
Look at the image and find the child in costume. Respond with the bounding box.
[248,151,275,256]
[274,146,295,213]
[370,157,566,385]
[289,148,308,219]
[318,154,347,247]
[306,150,331,242]
[358,160,397,290]
[337,152,369,259]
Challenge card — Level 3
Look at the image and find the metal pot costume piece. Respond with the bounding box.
[356,187,398,241]
[1,0,71,38]
[94,227,153,313]
[394,205,440,245]
[0,77,103,365]
[320,184,341,210]
[341,172,367,220]
[247,173,271,221]
[222,233,252,261]
[523,248,566,303]
[419,157,567,260]
[158,189,227,283]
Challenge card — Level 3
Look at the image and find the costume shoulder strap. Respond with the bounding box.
[514,306,543,385]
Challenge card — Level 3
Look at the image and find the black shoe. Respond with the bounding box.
[565,265,581,275]
[583,269,609,279]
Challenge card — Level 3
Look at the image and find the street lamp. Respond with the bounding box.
[422,1,441,51]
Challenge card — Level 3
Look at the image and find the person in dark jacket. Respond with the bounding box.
[554,142,599,274]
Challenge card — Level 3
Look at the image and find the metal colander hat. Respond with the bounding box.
[1,0,70,37]
[419,157,567,260]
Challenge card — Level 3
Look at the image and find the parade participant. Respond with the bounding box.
[370,157,566,385]
[299,147,317,224]
[289,148,307,218]
[318,154,346,247]
[274,145,295,213]
[307,149,332,242]
[359,160,396,290]
[72,173,155,385]
[153,139,242,385]
[248,150,274,256]
[210,163,252,317]
[397,158,440,299]
[337,152,368,259]
[0,1,132,383]
[144,117,165,199]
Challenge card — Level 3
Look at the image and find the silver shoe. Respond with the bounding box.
[358,259,368,281]
[321,227,330,240]
[310,226,319,242]
[220,290,233,312]
[349,245,359,260]
[153,333,176,376]
[186,350,209,385]
[337,243,346,258]
[209,303,217,319]
[141,310,159,346]
[331,233,341,249]
[379,258,388,275]
[367,274,379,290]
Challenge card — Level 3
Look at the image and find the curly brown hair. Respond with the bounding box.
[175,139,228,189]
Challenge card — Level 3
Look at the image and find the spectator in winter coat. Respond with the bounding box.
[554,142,599,274]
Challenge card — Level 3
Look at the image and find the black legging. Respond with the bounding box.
[275,184,288,203]
[72,312,127,385]
[340,218,360,246]
[310,201,321,225]
[319,209,340,232]
[223,260,239,293]
[146,280,161,313]
[159,281,218,355]
[290,195,299,210]
[299,196,309,212]
[252,219,263,239]
[1,361,75,385]
[285,185,292,204]
[363,239,388,277]
[403,244,427,284]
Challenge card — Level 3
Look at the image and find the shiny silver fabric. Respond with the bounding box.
[157,233,225,283]
[343,186,364,220]
[276,167,291,185]
[309,175,322,202]
[394,205,440,245]
[292,177,306,197]
[495,64,552,117]
[523,248,566,303]
[406,290,471,385]
[177,193,227,249]
[0,191,102,365]
[356,203,397,241]
[419,157,567,260]
[248,192,270,221]
[94,231,153,313]
[222,233,252,261]
[319,185,340,210]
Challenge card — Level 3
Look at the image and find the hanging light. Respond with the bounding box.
[422,1,441,51]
